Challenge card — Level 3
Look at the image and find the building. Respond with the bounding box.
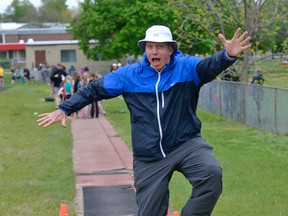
[0,23,119,73]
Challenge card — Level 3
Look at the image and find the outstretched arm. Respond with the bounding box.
[218,28,251,59]
[195,28,251,84]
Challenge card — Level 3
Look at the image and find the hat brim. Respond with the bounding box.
[138,40,178,53]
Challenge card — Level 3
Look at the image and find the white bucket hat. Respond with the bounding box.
[138,25,178,52]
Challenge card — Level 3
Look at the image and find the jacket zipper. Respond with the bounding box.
[155,69,166,158]
[161,92,165,108]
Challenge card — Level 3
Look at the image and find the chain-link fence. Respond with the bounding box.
[198,80,288,135]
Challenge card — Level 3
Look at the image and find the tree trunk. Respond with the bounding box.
[241,49,251,83]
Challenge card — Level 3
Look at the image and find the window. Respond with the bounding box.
[61,50,76,62]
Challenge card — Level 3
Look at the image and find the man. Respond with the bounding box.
[50,63,67,108]
[38,25,251,216]
[251,68,264,85]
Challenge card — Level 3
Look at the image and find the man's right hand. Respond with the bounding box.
[37,109,71,128]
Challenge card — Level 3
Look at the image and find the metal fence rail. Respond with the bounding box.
[198,80,288,135]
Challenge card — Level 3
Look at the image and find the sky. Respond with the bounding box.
[1,0,84,13]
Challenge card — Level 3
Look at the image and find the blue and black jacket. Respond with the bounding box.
[59,50,235,161]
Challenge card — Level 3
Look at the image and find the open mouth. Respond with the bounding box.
[152,58,160,64]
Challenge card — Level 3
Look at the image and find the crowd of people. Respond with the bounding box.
[5,62,122,118]
[9,66,35,84]
[48,63,107,118]
[7,62,122,85]
[6,61,110,119]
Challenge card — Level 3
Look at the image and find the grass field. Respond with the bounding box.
[0,83,76,215]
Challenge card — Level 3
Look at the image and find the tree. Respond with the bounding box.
[38,0,72,22]
[1,0,76,23]
[168,0,240,54]
[237,0,288,81]
[169,0,288,82]
[69,0,244,60]
[252,0,288,53]
[3,0,37,23]
[69,0,180,60]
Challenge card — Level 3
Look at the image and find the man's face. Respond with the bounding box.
[145,42,173,72]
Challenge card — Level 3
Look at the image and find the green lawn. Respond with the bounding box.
[258,58,288,89]
[0,83,76,215]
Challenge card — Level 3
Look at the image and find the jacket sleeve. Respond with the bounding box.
[58,77,114,116]
[196,49,236,85]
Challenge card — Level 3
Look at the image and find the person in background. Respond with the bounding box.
[16,67,21,83]
[73,72,81,94]
[23,66,30,83]
[84,65,90,72]
[251,68,264,85]
[80,67,85,75]
[11,67,16,85]
[68,65,76,77]
[117,62,122,69]
[251,68,265,109]
[78,72,90,118]
[221,66,240,82]
[89,73,99,118]
[110,63,118,72]
[38,63,45,82]
[95,72,106,116]
[64,75,73,100]
[50,63,67,108]
[30,68,35,83]
[41,64,51,85]
[89,72,106,118]
[72,72,81,119]
[0,64,4,86]
[20,67,26,84]
[38,25,251,216]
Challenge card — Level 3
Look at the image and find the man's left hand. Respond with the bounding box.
[218,28,251,58]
